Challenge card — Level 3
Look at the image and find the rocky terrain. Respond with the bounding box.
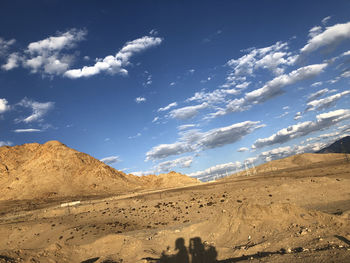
[0,143,349,262]
[0,141,199,200]
[317,136,350,154]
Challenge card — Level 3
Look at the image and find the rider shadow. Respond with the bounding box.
[160,237,217,263]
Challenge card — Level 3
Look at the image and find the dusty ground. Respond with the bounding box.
[0,154,350,263]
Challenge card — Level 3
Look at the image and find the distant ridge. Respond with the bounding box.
[316,136,350,154]
[0,141,199,200]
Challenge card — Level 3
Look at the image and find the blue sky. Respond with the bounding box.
[1,0,350,180]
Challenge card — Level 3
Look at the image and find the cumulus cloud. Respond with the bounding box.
[237,147,249,152]
[258,141,326,162]
[227,41,294,77]
[306,90,350,112]
[13,128,41,133]
[17,98,54,123]
[65,36,162,78]
[135,97,146,103]
[2,52,20,70]
[245,63,327,102]
[221,41,297,88]
[0,37,15,57]
[146,142,193,161]
[209,63,327,118]
[259,146,292,162]
[100,156,120,165]
[0,98,9,113]
[24,29,86,75]
[301,21,350,53]
[158,102,177,112]
[197,121,265,149]
[154,156,193,173]
[169,102,208,120]
[252,109,350,149]
[1,29,86,76]
[146,120,264,160]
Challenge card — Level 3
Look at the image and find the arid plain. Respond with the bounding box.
[0,141,350,262]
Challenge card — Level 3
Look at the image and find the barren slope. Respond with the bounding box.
[0,141,199,200]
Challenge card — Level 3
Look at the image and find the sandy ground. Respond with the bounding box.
[0,155,350,262]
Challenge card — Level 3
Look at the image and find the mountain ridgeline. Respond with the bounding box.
[0,141,199,200]
[316,136,350,154]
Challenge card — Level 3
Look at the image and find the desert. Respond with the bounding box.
[0,140,349,263]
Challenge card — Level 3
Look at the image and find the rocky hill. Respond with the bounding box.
[0,141,199,200]
[316,136,350,154]
[229,153,346,177]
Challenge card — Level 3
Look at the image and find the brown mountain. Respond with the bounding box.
[0,141,199,200]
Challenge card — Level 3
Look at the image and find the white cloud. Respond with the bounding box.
[14,128,41,133]
[177,124,197,131]
[146,120,264,160]
[322,16,332,25]
[187,88,241,105]
[307,88,329,101]
[225,41,297,84]
[210,63,327,118]
[252,109,350,149]
[17,98,54,123]
[152,116,159,123]
[294,111,302,120]
[237,147,249,152]
[0,37,15,57]
[301,21,350,53]
[258,141,326,162]
[27,29,86,53]
[22,29,87,76]
[0,141,12,147]
[145,142,193,161]
[100,156,120,165]
[341,70,350,78]
[169,102,208,120]
[343,50,350,56]
[276,111,289,118]
[0,98,9,113]
[2,52,20,70]
[158,102,177,112]
[311,81,323,87]
[308,26,323,38]
[197,121,265,149]
[259,146,292,162]
[306,90,350,112]
[245,63,327,102]
[65,36,162,78]
[135,97,146,103]
[154,156,193,173]
[128,132,141,139]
